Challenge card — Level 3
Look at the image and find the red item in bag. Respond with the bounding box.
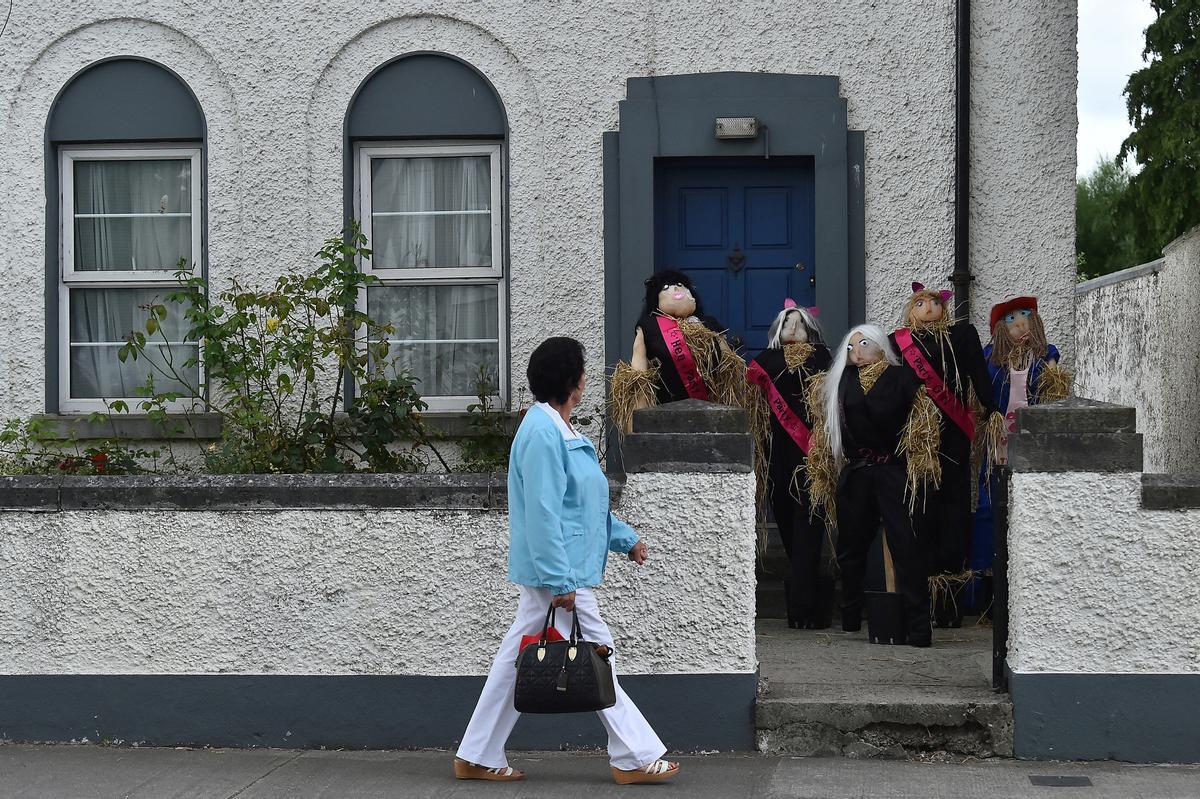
[519,626,565,652]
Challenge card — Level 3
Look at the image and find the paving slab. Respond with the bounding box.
[0,744,295,799]
[1,747,1199,799]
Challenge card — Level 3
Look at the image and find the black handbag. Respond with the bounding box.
[514,603,617,714]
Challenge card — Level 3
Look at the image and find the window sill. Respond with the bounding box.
[32,411,515,442]
[419,411,519,439]
[35,414,223,441]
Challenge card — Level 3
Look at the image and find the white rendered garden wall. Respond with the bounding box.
[1076,226,1200,473]
[0,472,756,677]
[1004,399,1200,762]
[0,1,1077,417]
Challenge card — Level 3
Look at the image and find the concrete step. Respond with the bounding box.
[755,620,1012,760]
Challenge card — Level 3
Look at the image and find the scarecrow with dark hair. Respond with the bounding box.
[610,270,747,434]
[746,300,833,628]
[888,282,1004,627]
[970,295,1072,611]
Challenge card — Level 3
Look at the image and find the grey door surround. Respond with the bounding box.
[603,71,866,375]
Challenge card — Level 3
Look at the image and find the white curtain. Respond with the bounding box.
[69,288,196,399]
[68,159,195,400]
[370,156,491,269]
[73,159,192,272]
[369,284,499,397]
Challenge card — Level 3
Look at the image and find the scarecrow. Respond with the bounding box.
[610,270,747,434]
[890,282,1004,627]
[807,324,942,647]
[746,301,833,628]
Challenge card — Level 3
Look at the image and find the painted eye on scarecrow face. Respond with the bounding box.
[931,298,941,307]
[1005,313,1017,324]
[1019,309,1032,318]
[915,300,924,308]
[846,343,855,352]
[857,339,870,348]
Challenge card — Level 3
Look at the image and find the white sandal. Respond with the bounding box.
[453,758,526,781]
[611,758,680,784]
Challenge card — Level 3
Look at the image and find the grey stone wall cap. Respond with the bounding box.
[1141,473,1200,511]
[632,399,748,434]
[1008,431,1144,473]
[0,473,623,511]
[1016,397,1137,434]
[621,430,753,473]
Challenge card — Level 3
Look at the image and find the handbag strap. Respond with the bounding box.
[540,602,557,646]
[540,602,586,646]
[569,608,583,645]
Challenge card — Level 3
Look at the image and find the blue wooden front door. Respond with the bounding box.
[655,158,816,360]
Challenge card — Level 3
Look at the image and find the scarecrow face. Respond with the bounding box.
[847,329,884,366]
[780,310,808,344]
[657,283,697,319]
[910,294,946,325]
[1003,307,1035,344]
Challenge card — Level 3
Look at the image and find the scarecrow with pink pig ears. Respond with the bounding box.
[889,282,1004,628]
[745,300,834,629]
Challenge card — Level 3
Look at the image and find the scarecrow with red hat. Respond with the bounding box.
[746,300,833,629]
[970,295,1073,612]
[889,283,1003,628]
[982,295,1072,429]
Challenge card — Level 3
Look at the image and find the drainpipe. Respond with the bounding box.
[952,0,972,321]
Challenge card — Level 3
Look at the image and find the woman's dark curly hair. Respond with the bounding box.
[639,269,705,323]
[527,337,586,404]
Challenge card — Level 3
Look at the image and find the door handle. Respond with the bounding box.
[727,245,746,274]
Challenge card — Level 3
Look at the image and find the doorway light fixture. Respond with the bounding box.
[714,117,759,139]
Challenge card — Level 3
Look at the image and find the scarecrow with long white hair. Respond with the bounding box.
[889,282,1003,628]
[746,300,833,629]
[807,324,943,647]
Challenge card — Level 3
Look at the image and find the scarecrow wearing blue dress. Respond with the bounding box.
[971,296,1072,608]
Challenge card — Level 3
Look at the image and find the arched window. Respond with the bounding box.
[348,54,507,411]
[47,58,205,413]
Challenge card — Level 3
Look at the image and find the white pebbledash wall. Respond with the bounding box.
[1007,471,1200,676]
[1076,226,1200,473]
[0,1,1078,416]
[0,472,756,678]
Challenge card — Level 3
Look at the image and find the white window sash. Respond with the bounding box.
[356,142,503,281]
[58,145,205,413]
[354,141,506,411]
[355,278,507,413]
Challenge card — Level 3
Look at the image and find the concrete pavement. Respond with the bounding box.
[2,746,1200,798]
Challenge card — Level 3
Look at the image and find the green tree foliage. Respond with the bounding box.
[1076,156,1158,279]
[1120,0,1200,255]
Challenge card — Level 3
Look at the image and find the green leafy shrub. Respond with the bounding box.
[116,223,445,473]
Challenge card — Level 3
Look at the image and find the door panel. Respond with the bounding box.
[656,159,816,360]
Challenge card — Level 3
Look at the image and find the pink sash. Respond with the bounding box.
[657,316,709,401]
[894,328,975,439]
[747,360,812,454]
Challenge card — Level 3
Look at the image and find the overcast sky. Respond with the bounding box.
[1077,0,1157,177]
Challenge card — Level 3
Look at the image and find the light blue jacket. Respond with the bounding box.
[507,405,639,595]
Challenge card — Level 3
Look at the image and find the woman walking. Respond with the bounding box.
[454,336,680,785]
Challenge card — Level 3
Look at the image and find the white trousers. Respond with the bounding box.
[456,586,667,770]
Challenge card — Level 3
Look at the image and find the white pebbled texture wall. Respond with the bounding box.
[1007,471,1200,675]
[0,1,1077,416]
[0,471,757,677]
[1076,226,1200,474]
